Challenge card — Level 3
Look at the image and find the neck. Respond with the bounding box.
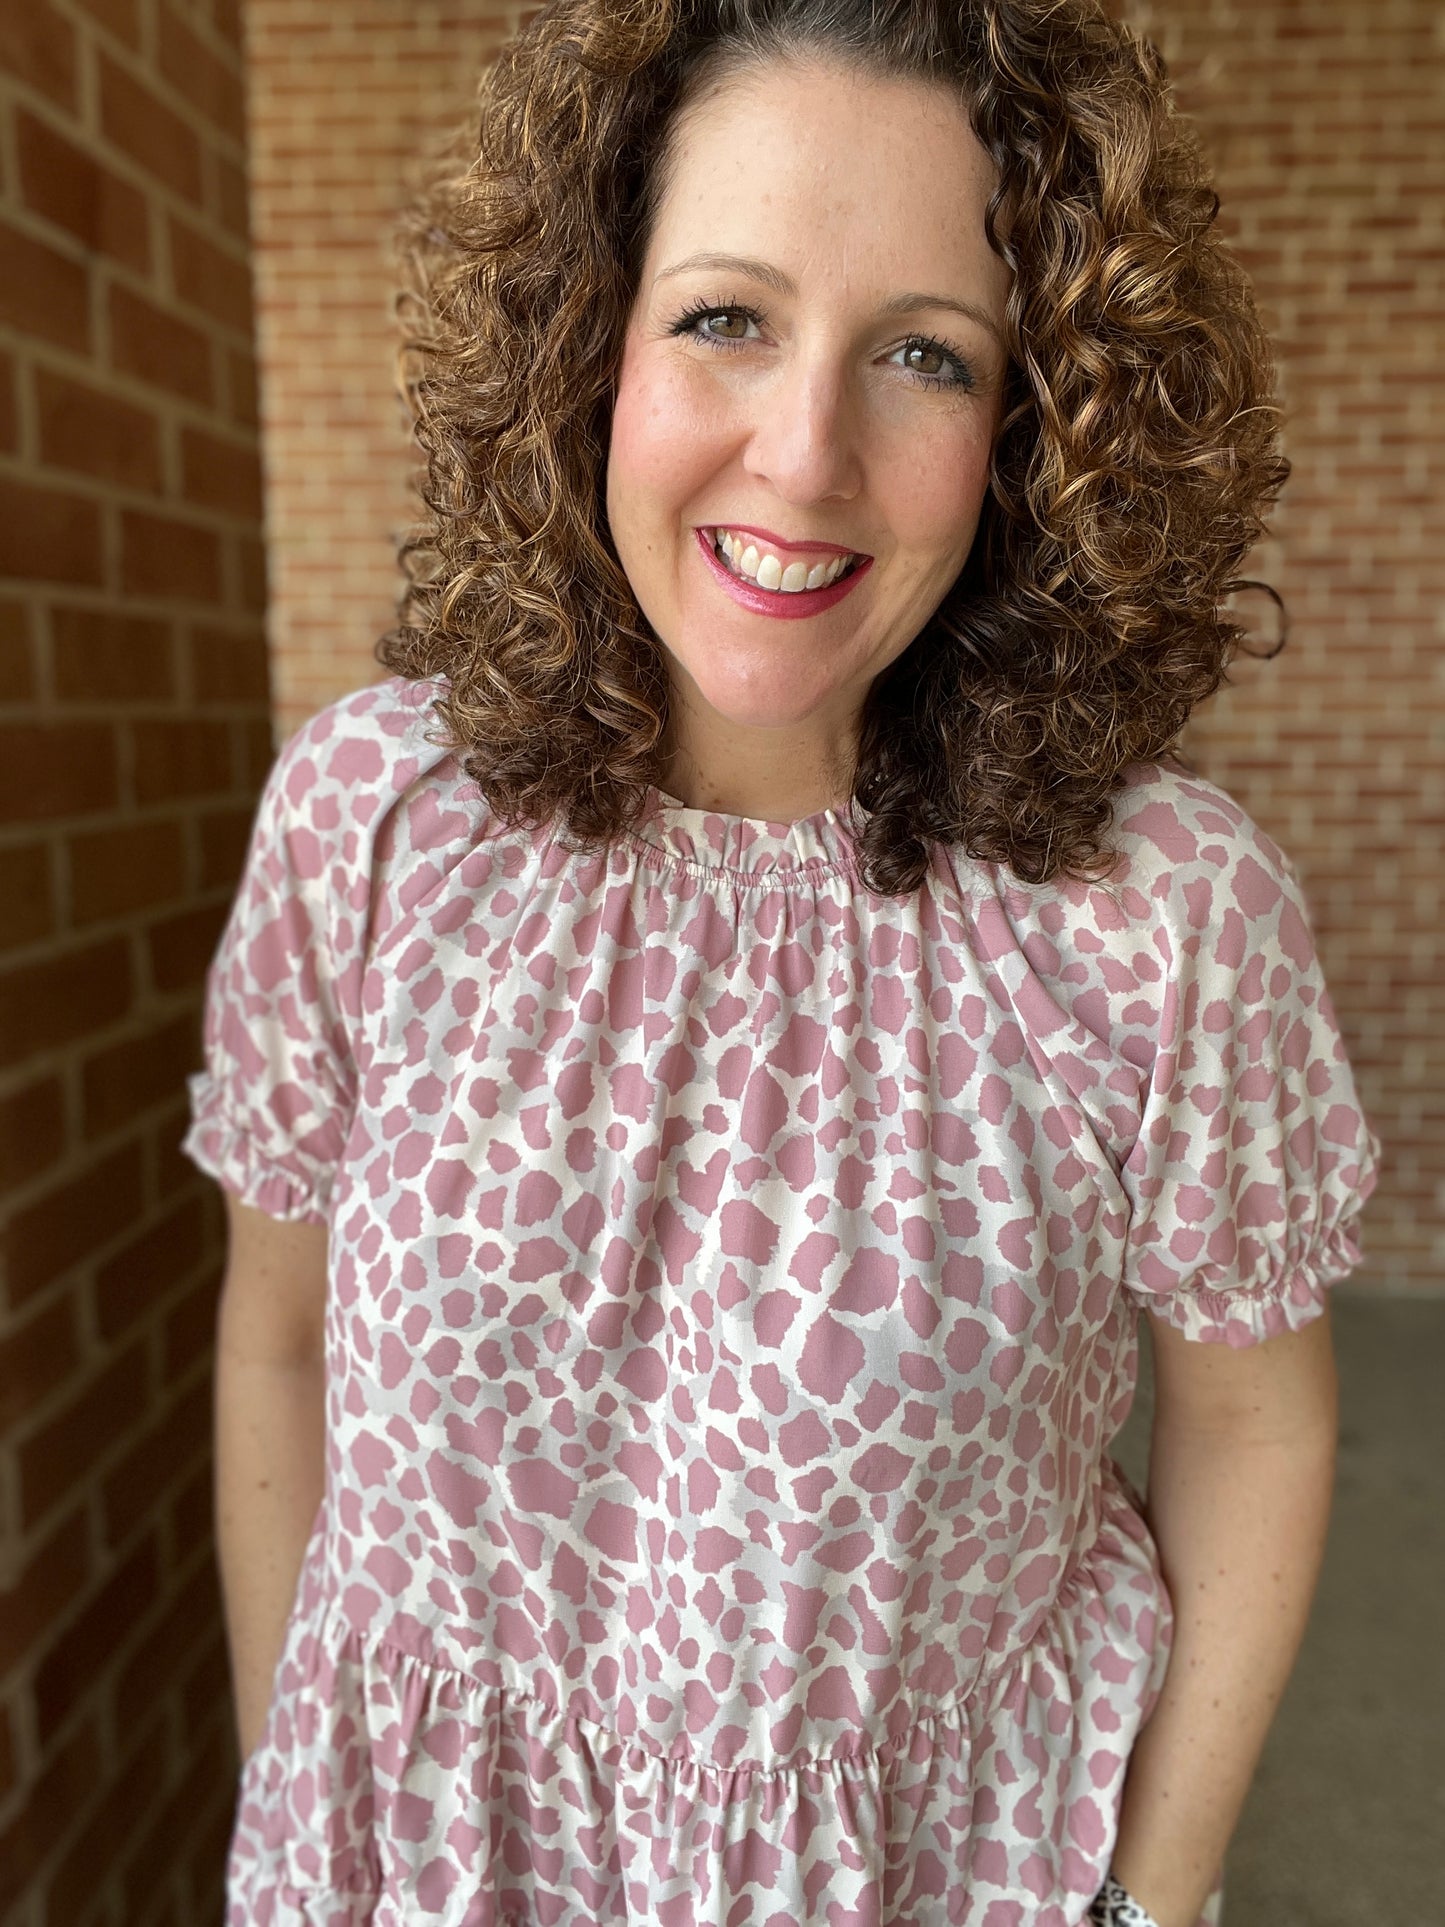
[660,723,856,822]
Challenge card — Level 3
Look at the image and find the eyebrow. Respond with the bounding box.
[654,251,1005,348]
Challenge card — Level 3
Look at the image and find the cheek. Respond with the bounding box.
[891,416,996,559]
[608,350,722,521]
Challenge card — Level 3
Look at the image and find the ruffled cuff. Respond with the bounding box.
[182,1073,333,1225]
[1128,1211,1369,1349]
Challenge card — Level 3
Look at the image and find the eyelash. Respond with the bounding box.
[665,297,978,393]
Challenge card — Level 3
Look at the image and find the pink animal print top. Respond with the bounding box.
[185,676,1378,1927]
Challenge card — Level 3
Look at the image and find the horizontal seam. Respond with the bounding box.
[305,1572,1110,1784]
[623,829,858,887]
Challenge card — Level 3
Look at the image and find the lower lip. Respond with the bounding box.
[694,528,872,620]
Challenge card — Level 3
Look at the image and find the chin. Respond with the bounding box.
[678,657,843,728]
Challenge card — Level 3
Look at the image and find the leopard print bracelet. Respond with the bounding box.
[1088,1871,1164,1927]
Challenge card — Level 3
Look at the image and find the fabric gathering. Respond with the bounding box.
[184,678,1377,1926]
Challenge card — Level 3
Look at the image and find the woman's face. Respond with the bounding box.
[605,53,1012,807]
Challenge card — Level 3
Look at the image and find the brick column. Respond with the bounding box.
[245,0,529,738]
[1135,0,1445,1288]
[0,0,271,1916]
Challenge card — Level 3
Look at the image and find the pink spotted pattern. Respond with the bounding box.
[185,677,1378,1927]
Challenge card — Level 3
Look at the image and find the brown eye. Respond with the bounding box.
[704,311,752,340]
[668,302,767,351]
[903,341,946,377]
[892,336,976,390]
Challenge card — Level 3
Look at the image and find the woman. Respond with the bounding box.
[187,2,1379,1923]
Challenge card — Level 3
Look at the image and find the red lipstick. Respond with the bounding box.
[694,527,872,621]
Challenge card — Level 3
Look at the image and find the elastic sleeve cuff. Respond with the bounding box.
[182,1073,332,1225]
[1125,1213,1368,1349]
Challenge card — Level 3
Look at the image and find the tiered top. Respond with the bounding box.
[186,675,1376,1927]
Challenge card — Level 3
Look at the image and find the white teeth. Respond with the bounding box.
[711,528,858,594]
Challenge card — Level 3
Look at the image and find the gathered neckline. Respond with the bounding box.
[629,783,866,876]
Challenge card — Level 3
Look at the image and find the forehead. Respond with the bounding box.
[646,54,1000,269]
[662,56,994,207]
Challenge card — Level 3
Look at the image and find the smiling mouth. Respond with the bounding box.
[709,531,867,589]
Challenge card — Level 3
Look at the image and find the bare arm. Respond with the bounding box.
[214,1193,329,1760]
[1108,1306,1338,1927]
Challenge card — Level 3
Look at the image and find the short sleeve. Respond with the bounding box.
[1118,803,1381,1348]
[182,720,361,1224]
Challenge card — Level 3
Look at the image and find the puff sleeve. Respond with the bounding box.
[182,719,363,1225]
[1118,800,1381,1348]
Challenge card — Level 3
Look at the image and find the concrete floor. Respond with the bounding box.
[1110,1291,1445,1926]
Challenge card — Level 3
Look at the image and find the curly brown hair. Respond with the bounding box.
[380,0,1288,896]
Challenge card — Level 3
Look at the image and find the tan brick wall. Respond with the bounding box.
[1133,0,1445,1289]
[245,0,528,738]
[0,0,270,1916]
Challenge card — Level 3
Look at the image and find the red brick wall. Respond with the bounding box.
[0,0,270,1916]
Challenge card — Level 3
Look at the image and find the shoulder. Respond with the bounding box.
[246,674,513,924]
[972,762,1318,1068]
[259,673,497,863]
[1103,760,1315,965]
[265,674,455,826]
[1109,760,1294,894]
[988,760,1303,939]
[233,674,535,1003]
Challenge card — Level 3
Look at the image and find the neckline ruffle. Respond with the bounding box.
[632,783,867,876]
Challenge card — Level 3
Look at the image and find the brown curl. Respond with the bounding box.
[380,0,1290,896]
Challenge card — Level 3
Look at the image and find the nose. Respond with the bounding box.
[740,354,863,507]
